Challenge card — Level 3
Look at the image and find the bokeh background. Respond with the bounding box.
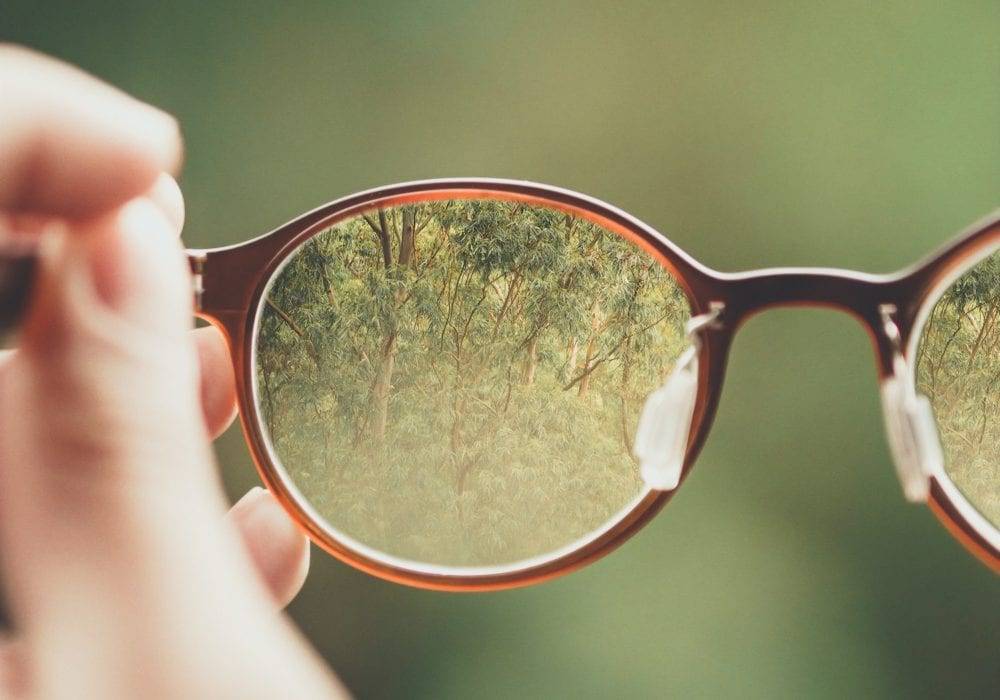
[3,1,998,697]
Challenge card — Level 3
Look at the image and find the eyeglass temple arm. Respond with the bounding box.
[0,248,211,337]
[0,249,36,337]
[189,249,207,312]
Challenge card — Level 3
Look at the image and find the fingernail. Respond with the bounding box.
[130,104,184,175]
[231,486,269,517]
[148,174,185,232]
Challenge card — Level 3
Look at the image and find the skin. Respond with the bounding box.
[0,45,346,698]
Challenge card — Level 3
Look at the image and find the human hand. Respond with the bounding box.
[0,46,345,698]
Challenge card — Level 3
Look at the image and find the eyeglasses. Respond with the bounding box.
[2,179,998,589]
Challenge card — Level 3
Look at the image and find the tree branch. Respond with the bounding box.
[362,211,393,268]
[265,299,321,364]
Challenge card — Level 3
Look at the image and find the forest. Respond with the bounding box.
[255,199,691,566]
[916,250,1000,527]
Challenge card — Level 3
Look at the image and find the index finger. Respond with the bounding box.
[0,44,182,219]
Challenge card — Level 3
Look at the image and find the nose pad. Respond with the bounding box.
[880,354,944,503]
[633,303,722,491]
[633,346,699,490]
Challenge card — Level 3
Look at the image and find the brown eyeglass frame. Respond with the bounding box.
[2,178,998,589]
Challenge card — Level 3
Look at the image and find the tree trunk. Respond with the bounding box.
[578,335,598,398]
[398,208,416,268]
[522,335,539,385]
[450,392,465,453]
[967,304,998,370]
[565,336,578,381]
[619,339,634,454]
[309,241,337,306]
[372,332,397,442]
[578,302,601,398]
[577,299,601,398]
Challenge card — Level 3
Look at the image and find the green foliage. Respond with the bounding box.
[916,251,1000,526]
[256,200,690,565]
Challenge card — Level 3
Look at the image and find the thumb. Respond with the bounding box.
[15,198,207,483]
[0,201,283,694]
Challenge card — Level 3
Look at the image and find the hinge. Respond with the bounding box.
[189,250,207,311]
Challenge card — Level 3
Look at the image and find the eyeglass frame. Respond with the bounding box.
[2,177,998,589]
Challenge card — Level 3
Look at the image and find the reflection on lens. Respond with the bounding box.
[254,198,691,568]
[916,249,1000,527]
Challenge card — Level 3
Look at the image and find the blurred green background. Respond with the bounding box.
[4,1,998,697]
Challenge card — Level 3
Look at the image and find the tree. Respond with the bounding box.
[256,199,692,565]
[916,251,1000,527]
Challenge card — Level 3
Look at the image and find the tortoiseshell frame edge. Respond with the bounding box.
[179,179,1000,590]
